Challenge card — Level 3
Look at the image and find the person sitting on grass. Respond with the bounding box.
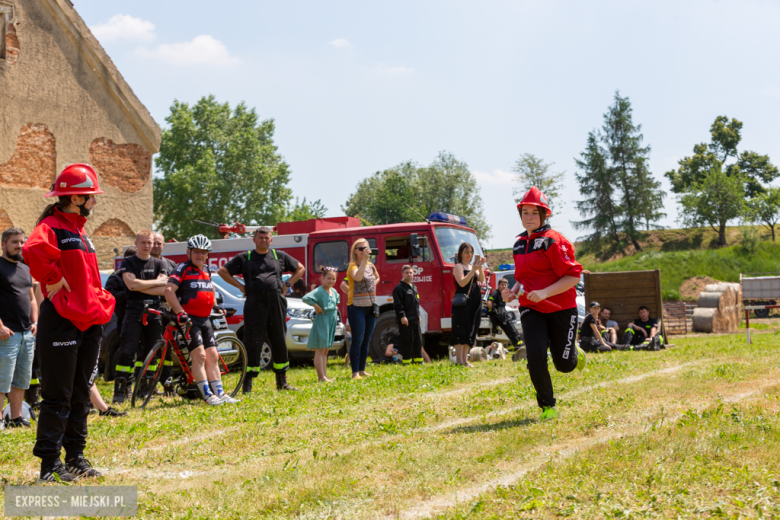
[620,306,663,351]
[302,267,340,382]
[598,306,619,344]
[579,301,613,353]
[375,334,431,364]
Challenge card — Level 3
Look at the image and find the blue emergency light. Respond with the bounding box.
[498,264,514,271]
[428,212,467,226]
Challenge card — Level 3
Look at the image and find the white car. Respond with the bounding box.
[211,274,346,370]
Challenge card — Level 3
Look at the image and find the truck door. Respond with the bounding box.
[378,232,441,332]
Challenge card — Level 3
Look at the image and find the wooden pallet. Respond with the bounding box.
[663,302,688,335]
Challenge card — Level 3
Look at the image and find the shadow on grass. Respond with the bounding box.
[659,233,704,252]
[448,417,536,435]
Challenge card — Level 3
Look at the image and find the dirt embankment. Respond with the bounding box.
[486,250,514,268]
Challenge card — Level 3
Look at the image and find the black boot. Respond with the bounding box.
[275,372,298,391]
[112,377,128,404]
[242,377,253,394]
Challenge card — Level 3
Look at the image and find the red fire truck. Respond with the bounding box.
[145,213,493,357]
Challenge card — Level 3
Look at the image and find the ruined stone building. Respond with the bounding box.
[0,0,160,269]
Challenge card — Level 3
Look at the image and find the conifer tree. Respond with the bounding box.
[572,91,665,254]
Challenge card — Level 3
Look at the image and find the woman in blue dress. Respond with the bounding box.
[303,267,340,382]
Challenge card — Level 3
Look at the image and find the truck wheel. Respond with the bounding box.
[755,302,770,318]
[370,312,398,361]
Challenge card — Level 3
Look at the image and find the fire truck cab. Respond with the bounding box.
[153,213,493,358]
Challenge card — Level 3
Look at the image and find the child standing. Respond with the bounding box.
[303,267,340,382]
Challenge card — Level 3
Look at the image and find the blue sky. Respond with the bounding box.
[78,0,780,249]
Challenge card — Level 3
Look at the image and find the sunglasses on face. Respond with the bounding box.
[357,246,368,251]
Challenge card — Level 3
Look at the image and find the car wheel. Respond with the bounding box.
[259,342,272,370]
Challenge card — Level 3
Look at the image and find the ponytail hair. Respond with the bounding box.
[36,196,73,225]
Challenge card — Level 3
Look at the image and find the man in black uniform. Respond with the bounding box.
[104,246,138,339]
[218,227,305,392]
[111,231,168,403]
[620,305,662,351]
[152,232,178,393]
[487,278,525,358]
[392,265,423,364]
[152,233,178,275]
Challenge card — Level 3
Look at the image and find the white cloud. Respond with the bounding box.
[472,169,516,186]
[134,35,241,67]
[373,63,414,75]
[90,14,156,43]
[329,38,352,48]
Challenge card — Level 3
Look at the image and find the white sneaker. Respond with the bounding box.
[218,394,240,404]
[205,395,224,406]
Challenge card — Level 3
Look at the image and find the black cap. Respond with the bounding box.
[589,301,601,308]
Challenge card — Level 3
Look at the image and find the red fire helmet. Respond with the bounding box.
[45,164,104,198]
[516,186,551,217]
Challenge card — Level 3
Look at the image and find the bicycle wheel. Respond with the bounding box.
[215,336,247,397]
[131,340,167,409]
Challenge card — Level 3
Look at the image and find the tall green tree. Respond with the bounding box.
[572,91,665,254]
[342,151,491,239]
[512,153,566,216]
[746,187,780,241]
[154,95,292,240]
[678,164,745,241]
[666,116,778,245]
[572,133,622,252]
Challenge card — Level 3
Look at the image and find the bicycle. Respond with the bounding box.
[132,303,247,408]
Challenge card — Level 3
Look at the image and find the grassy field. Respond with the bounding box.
[2,332,780,519]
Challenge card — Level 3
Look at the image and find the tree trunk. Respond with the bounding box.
[631,235,642,251]
[719,221,727,246]
[772,225,776,242]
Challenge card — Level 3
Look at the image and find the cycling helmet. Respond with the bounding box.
[187,234,212,251]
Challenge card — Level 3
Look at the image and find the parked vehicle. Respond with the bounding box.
[211,273,346,369]
[131,213,495,358]
[741,273,780,318]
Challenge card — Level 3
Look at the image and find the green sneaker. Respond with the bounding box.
[540,406,558,421]
[576,345,587,371]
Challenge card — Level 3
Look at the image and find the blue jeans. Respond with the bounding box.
[0,330,35,393]
[348,306,376,373]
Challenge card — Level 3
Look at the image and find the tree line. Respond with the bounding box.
[565,91,779,255]
[152,96,491,241]
[153,94,778,251]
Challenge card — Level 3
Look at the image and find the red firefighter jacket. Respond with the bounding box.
[23,209,115,330]
[512,224,582,314]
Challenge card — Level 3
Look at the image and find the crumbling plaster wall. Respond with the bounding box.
[0,0,161,268]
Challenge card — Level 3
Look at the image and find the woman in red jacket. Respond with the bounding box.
[503,187,586,421]
[22,164,115,483]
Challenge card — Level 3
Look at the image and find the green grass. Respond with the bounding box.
[581,241,780,301]
[2,332,780,518]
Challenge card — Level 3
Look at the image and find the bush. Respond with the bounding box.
[738,226,760,256]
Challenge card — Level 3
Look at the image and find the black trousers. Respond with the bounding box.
[399,320,423,364]
[115,302,161,380]
[244,291,289,376]
[490,311,522,346]
[519,306,579,409]
[33,300,102,463]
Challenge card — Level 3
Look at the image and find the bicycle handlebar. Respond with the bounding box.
[141,302,191,341]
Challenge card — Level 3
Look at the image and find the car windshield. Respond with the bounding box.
[211,274,245,299]
[434,226,484,264]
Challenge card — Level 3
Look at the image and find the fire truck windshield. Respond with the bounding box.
[434,227,484,264]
